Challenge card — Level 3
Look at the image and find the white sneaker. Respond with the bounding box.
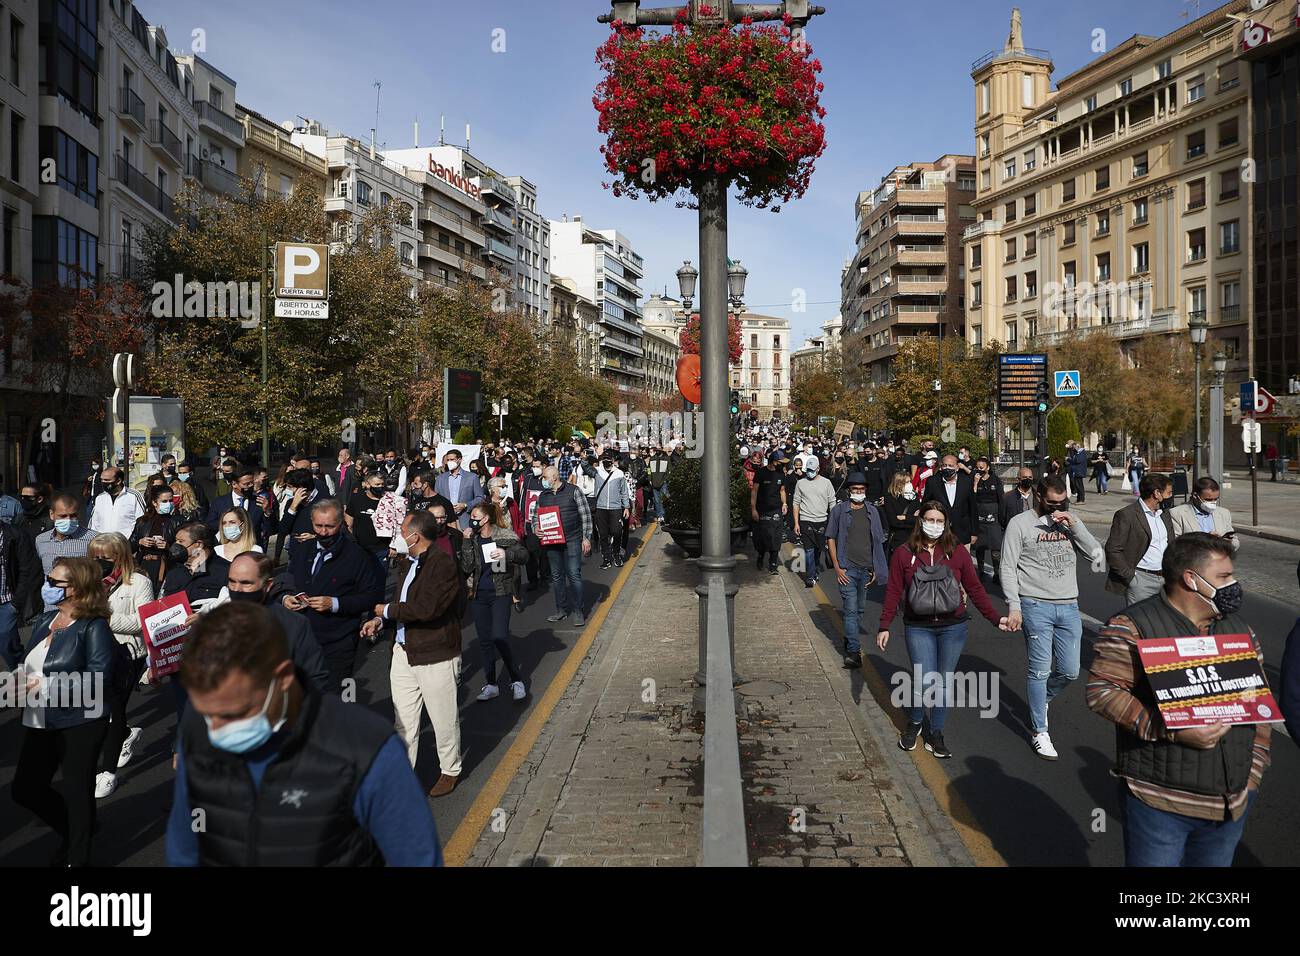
[117,726,142,768]
[95,772,118,799]
[476,684,500,702]
[510,681,526,701]
[1031,731,1058,761]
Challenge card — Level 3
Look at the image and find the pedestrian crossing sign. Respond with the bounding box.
[1054,370,1081,397]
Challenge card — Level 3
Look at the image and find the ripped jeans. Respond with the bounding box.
[1020,598,1082,734]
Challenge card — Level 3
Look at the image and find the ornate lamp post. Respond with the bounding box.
[1188,311,1208,483]
[1208,349,1227,483]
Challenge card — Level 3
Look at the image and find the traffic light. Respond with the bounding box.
[1036,381,1049,415]
[729,390,741,416]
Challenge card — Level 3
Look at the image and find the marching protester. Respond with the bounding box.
[971,457,1004,579]
[877,501,1009,758]
[1090,447,1111,495]
[881,471,921,556]
[16,482,53,537]
[647,445,671,522]
[213,507,262,563]
[344,471,395,570]
[461,502,530,703]
[162,523,232,608]
[168,603,441,865]
[334,448,361,507]
[0,516,42,669]
[531,465,592,627]
[751,450,789,575]
[434,448,485,532]
[1065,441,1088,503]
[999,466,1037,531]
[922,454,977,550]
[1000,476,1105,760]
[826,473,889,669]
[1127,447,1147,494]
[207,468,266,545]
[592,451,631,570]
[1168,477,1239,551]
[362,511,464,796]
[35,494,98,610]
[1105,474,1176,606]
[87,533,152,799]
[223,552,330,692]
[1088,534,1270,866]
[88,466,145,538]
[792,454,836,588]
[11,556,115,866]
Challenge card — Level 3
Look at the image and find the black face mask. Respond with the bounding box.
[1018,479,1034,490]
[315,532,340,550]
[469,518,482,530]
[167,543,189,564]
[368,486,384,498]
[227,588,266,605]
[21,497,42,515]
[940,468,958,480]
[97,558,116,578]
[1191,573,1244,617]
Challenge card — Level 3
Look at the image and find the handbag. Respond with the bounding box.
[906,552,962,618]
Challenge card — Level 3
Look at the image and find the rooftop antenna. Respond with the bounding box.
[466,123,471,151]
[439,114,446,146]
[413,117,419,147]
[370,80,381,159]
[1179,0,1202,20]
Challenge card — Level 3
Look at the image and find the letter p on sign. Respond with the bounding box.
[276,242,329,299]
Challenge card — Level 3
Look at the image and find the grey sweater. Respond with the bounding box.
[999,508,1105,612]
[792,475,836,523]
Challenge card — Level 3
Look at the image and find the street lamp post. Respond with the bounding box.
[1188,312,1208,484]
[1208,349,1227,483]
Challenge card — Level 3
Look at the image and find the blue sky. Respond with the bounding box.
[153,0,1211,345]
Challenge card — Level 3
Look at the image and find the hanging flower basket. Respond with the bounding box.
[678,311,743,364]
[594,7,827,211]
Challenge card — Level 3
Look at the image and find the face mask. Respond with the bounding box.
[850,492,867,504]
[227,588,265,605]
[311,467,320,475]
[222,525,242,542]
[447,460,460,471]
[940,468,957,480]
[315,532,339,550]
[1190,572,1243,617]
[167,543,189,563]
[532,465,543,476]
[178,472,191,482]
[205,679,289,754]
[54,518,77,535]
[369,486,384,497]
[976,469,988,477]
[902,489,917,501]
[158,501,175,515]
[21,497,42,515]
[1197,498,1218,513]
[41,582,66,605]
[541,479,553,491]
[1018,479,1034,491]
[97,558,116,578]
[469,518,482,530]
[804,465,819,477]
[922,521,945,539]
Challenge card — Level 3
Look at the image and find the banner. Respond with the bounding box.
[433,443,483,469]
[1136,634,1283,728]
[139,592,194,680]
[535,506,566,546]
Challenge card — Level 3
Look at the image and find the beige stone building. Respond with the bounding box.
[642,326,681,406]
[237,106,327,201]
[550,276,602,377]
[964,2,1256,385]
[842,156,976,386]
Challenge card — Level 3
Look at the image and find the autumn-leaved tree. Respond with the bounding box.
[1119,333,1194,447]
[875,335,1004,441]
[1047,330,1131,438]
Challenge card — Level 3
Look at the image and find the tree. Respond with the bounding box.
[874,335,1003,440]
[679,311,742,364]
[790,367,842,425]
[1047,330,1129,438]
[1046,406,1082,464]
[1118,334,1194,449]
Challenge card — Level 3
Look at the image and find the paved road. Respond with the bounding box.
[0,529,652,866]
[800,523,1300,867]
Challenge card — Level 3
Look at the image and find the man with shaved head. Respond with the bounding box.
[88,465,145,537]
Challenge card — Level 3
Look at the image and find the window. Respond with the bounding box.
[1220,280,1241,322]
[400,241,414,266]
[1024,232,1037,257]
[209,86,224,111]
[9,113,21,183]
[1096,252,1111,281]
[1119,77,1133,96]
[1133,242,1150,274]
[1219,167,1239,200]
[981,169,991,190]
[750,333,758,348]
[773,335,781,349]
[1187,178,1206,210]
[1023,149,1036,173]
[773,372,781,387]
[750,393,757,405]
[1219,61,1239,91]
[1005,276,1018,302]
[1005,200,1017,223]
[1187,227,1206,263]
[1189,286,1206,320]
[31,216,98,288]
[1217,118,1238,149]
[1186,75,1205,104]
[1004,158,1017,181]
[1096,210,1110,236]
[1062,178,1076,203]
[971,281,982,306]
[280,174,293,197]
[971,246,982,269]
[1005,238,1017,261]
[356,180,371,206]
[973,325,983,347]
[1219,219,1239,254]
[1134,197,1149,225]
[957,173,976,191]
[1085,94,1097,113]
[750,351,758,367]
[10,16,22,87]
[980,80,990,116]
[750,371,758,387]
[979,133,990,159]
[1023,74,1034,108]
[1063,221,1076,245]
[1156,59,1171,80]
[1007,321,1018,349]
[3,207,16,277]
[1024,193,1036,216]
[1186,129,1206,160]
[1095,165,1110,190]
[1063,261,1076,287]
[1133,151,1149,177]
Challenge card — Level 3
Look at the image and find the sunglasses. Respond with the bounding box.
[46,576,70,588]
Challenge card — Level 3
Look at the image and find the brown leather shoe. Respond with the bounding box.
[428,773,459,798]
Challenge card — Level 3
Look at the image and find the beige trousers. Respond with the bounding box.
[390,644,462,778]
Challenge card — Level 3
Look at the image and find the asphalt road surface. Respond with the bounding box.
[0,528,652,867]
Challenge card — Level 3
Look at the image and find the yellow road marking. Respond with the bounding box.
[443,523,658,867]
[810,577,1008,868]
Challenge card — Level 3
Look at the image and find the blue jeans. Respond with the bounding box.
[0,601,22,669]
[1096,470,1109,493]
[471,590,519,686]
[546,539,584,616]
[1020,598,1082,734]
[837,565,872,654]
[902,621,970,733]
[1121,785,1256,867]
[650,488,665,521]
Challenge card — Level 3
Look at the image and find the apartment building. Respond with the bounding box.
[550,276,602,376]
[387,145,489,290]
[731,313,791,419]
[420,144,518,292]
[2,0,39,288]
[236,105,327,201]
[549,217,647,394]
[174,53,242,201]
[843,156,976,385]
[791,313,844,382]
[508,176,550,324]
[642,326,680,405]
[964,3,1253,385]
[294,125,423,290]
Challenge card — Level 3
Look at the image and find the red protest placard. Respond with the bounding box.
[535,506,566,546]
[1136,633,1284,728]
[139,592,194,680]
[524,488,541,523]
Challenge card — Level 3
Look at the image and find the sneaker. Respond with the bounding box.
[924,731,953,759]
[1031,731,1058,760]
[804,579,815,589]
[842,652,861,669]
[573,612,587,628]
[546,611,569,623]
[95,772,118,799]
[898,721,923,752]
[510,681,527,701]
[476,684,500,702]
[768,565,779,575]
[117,726,142,769]
[613,555,624,567]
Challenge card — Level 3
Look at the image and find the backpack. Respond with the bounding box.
[906,552,962,618]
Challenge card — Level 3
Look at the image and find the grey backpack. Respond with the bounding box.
[906,553,962,618]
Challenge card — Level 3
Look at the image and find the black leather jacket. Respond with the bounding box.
[25,612,115,729]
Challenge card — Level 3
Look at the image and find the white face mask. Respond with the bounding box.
[902,488,917,501]
[922,521,946,539]
[849,492,867,504]
[532,465,543,476]
[1198,499,1219,512]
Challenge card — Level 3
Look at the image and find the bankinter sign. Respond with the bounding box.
[428,157,482,200]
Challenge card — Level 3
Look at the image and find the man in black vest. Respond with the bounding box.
[167,602,440,866]
[529,465,592,627]
[1087,533,1272,866]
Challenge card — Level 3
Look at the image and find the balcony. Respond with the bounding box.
[897,244,947,265]
[148,120,183,166]
[895,184,946,204]
[193,156,240,196]
[113,154,173,216]
[419,241,466,270]
[1221,305,1242,325]
[963,219,1002,241]
[117,88,146,130]
[603,336,645,359]
[474,174,515,201]
[485,236,516,263]
[483,206,514,232]
[893,276,948,294]
[195,100,246,146]
[599,309,643,338]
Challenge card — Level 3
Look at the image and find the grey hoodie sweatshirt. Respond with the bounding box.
[999,508,1106,612]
